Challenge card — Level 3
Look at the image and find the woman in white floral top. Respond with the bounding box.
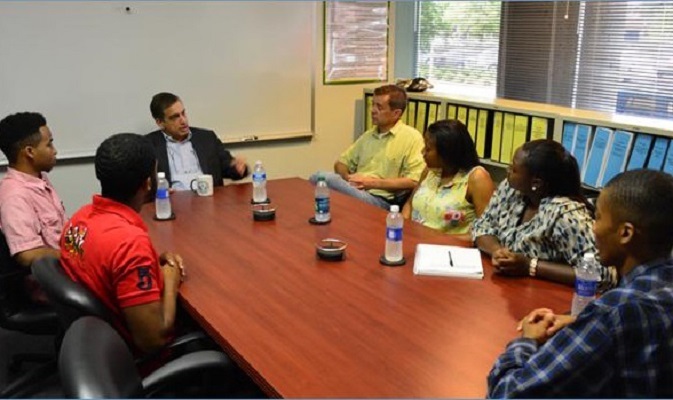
[472,140,617,288]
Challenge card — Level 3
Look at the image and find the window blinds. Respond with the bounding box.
[414,0,673,119]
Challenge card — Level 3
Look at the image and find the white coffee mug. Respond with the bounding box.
[190,174,214,197]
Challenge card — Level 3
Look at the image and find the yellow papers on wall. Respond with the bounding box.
[365,95,373,131]
[413,244,484,279]
[476,109,489,158]
[416,101,428,134]
[427,103,439,127]
[491,112,503,162]
[447,104,457,119]
[467,108,478,142]
[457,107,468,124]
[512,115,529,157]
[407,101,417,129]
[500,113,515,164]
[530,117,549,141]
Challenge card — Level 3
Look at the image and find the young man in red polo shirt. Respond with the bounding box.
[60,133,184,354]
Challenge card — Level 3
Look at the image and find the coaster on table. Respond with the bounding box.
[153,213,176,221]
[379,255,406,267]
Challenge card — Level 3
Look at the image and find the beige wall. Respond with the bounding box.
[3,3,396,214]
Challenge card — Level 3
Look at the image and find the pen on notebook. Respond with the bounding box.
[448,251,454,267]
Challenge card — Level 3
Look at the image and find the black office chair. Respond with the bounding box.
[59,316,233,398]
[0,231,60,398]
[32,256,221,369]
[389,189,413,208]
[31,255,111,330]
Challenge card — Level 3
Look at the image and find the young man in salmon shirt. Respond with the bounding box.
[0,112,66,303]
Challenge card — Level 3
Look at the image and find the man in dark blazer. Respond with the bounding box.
[146,92,249,190]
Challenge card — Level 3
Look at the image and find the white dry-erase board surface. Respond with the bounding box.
[0,1,314,162]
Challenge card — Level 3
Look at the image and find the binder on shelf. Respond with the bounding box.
[447,104,457,119]
[626,134,653,171]
[427,103,439,127]
[598,130,634,188]
[530,117,549,141]
[662,140,673,176]
[647,137,670,171]
[467,108,478,142]
[499,113,515,164]
[457,107,468,124]
[512,115,529,155]
[365,95,373,131]
[561,122,577,153]
[476,109,489,158]
[582,126,613,188]
[400,107,409,125]
[408,101,417,130]
[415,101,428,134]
[573,124,593,174]
[491,112,503,162]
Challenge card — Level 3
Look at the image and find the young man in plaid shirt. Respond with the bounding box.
[488,169,673,398]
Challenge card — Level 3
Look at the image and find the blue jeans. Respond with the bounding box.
[309,172,390,210]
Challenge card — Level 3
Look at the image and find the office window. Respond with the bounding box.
[497,2,581,106]
[324,1,389,84]
[415,1,501,97]
[574,1,673,119]
[414,1,673,119]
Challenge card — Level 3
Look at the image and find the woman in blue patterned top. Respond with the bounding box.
[472,139,616,288]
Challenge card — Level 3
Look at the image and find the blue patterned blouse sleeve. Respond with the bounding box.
[472,180,509,241]
[550,202,616,289]
[551,202,596,266]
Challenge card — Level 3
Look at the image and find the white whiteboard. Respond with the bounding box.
[0,1,314,160]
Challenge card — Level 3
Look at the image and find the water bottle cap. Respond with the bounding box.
[157,172,166,179]
[390,205,399,212]
[255,160,262,166]
[583,252,595,261]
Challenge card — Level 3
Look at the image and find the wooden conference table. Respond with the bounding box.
[141,178,573,398]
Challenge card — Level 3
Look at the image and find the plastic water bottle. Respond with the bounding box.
[155,172,172,220]
[385,205,403,262]
[252,160,267,203]
[571,253,601,316]
[314,175,331,222]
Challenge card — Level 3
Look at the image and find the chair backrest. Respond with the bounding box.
[0,229,21,274]
[0,229,31,327]
[59,316,142,398]
[31,256,111,329]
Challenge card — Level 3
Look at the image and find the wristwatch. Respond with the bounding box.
[529,257,539,277]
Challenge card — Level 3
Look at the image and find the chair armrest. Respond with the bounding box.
[141,350,232,396]
[168,330,208,351]
[0,266,29,280]
[135,330,212,366]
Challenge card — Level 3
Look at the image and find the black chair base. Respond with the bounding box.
[8,352,53,374]
[0,359,57,398]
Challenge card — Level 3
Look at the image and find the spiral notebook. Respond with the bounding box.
[413,244,484,279]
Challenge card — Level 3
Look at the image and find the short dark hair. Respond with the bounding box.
[426,119,480,172]
[521,139,589,206]
[95,133,156,203]
[150,92,181,120]
[0,112,46,164]
[373,85,407,114]
[604,169,673,252]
